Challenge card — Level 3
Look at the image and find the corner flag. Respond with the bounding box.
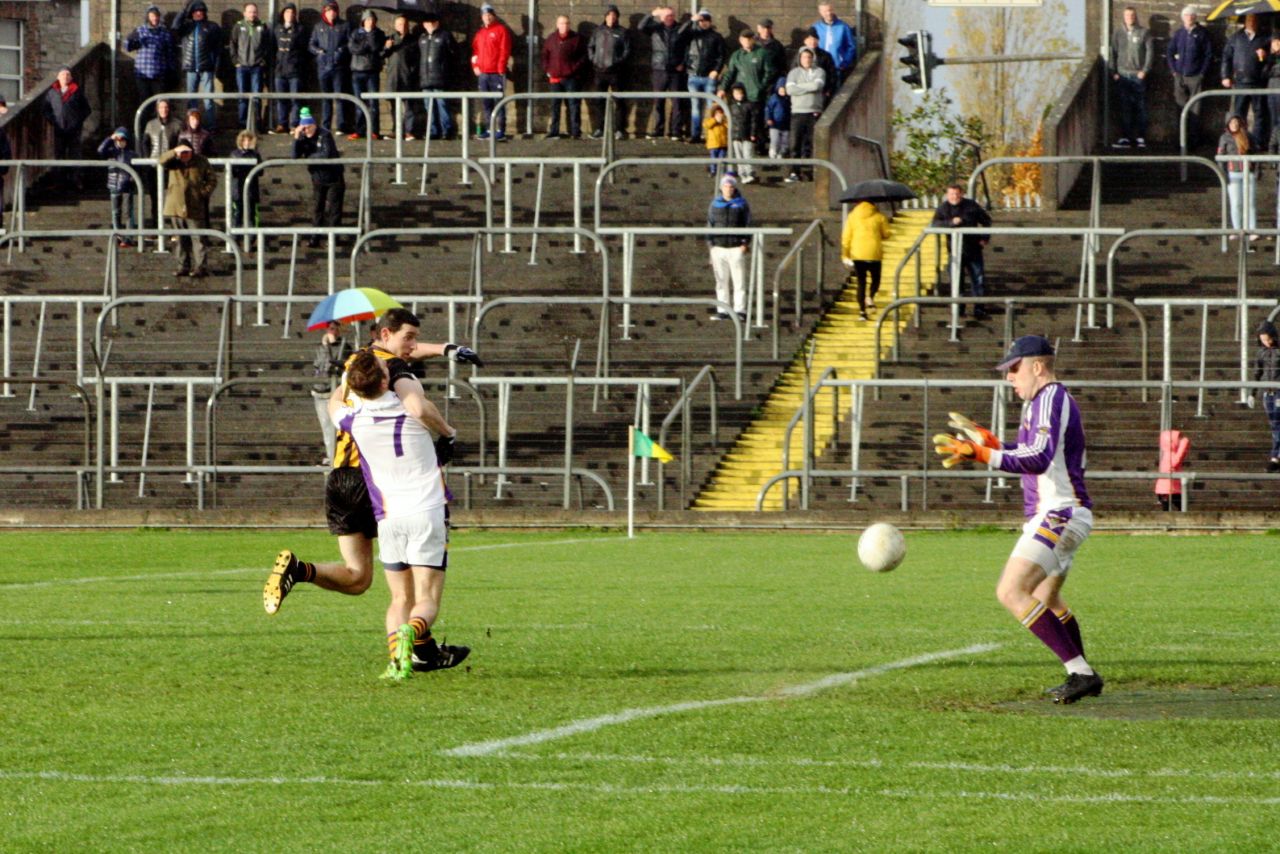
[630,427,673,463]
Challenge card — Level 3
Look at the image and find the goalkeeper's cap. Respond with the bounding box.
[996,335,1053,371]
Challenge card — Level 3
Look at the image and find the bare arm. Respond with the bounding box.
[408,341,448,360]
[393,375,454,437]
[326,382,347,422]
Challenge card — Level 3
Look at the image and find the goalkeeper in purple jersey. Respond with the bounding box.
[934,335,1103,704]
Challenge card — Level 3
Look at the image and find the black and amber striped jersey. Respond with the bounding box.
[331,344,419,469]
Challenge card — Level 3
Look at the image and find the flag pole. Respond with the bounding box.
[627,427,636,539]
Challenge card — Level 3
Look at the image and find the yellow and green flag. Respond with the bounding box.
[630,427,673,463]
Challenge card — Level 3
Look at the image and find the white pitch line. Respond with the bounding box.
[0,536,623,590]
[440,643,1002,758]
[1,770,1277,806]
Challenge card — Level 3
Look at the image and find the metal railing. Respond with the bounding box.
[656,364,719,511]
[1179,88,1271,174]
[357,90,494,185]
[0,160,149,254]
[768,219,828,359]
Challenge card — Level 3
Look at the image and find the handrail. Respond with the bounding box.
[594,157,850,232]
[656,364,719,511]
[1179,88,1272,171]
[769,219,828,360]
[132,91,374,160]
[0,160,150,254]
[0,377,93,472]
[778,365,839,510]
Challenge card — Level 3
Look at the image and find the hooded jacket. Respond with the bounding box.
[173,0,223,73]
[706,190,751,247]
[679,21,725,78]
[97,134,137,195]
[796,44,838,98]
[310,8,351,74]
[785,60,825,113]
[727,90,753,141]
[639,13,681,71]
[702,110,728,149]
[126,7,178,80]
[471,19,512,75]
[588,20,630,72]
[349,24,387,74]
[1155,430,1190,497]
[764,76,789,127]
[43,80,92,135]
[1254,320,1280,385]
[272,5,307,78]
[841,201,890,262]
[231,13,274,67]
[418,26,456,88]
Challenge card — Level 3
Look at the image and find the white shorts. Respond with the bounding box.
[377,505,448,571]
[1011,506,1092,577]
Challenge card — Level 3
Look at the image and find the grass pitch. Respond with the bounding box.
[1,528,1277,851]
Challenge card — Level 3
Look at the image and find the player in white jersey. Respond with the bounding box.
[330,349,465,680]
[934,335,1103,704]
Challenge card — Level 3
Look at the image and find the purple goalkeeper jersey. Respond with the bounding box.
[989,382,1092,519]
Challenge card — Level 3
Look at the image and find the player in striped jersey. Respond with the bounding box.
[934,335,1103,704]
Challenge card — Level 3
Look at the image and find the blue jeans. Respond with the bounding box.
[422,88,454,138]
[687,74,716,140]
[1265,392,1280,459]
[274,75,301,127]
[235,66,264,127]
[1115,74,1147,140]
[318,67,349,132]
[185,70,216,130]
[351,71,379,135]
[478,72,506,134]
[548,77,581,136]
[960,255,985,298]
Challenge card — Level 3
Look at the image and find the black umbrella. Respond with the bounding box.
[1206,0,1280,21]
[361,0,439,18]
[839,179,917,204]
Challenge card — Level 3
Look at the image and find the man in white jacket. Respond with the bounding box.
[783,47,825,182]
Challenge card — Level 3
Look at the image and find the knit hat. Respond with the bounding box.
[697,8,712,19]
[806,26,819,39]
[720,174,737,187]
[113,127,130,139]
[481,3,496,12]
[605,4,620,15]
[362,8,377,21]
[145,4,162,16]
[298,114,317,126]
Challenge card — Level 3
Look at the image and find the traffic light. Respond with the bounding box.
[898,31,933,92]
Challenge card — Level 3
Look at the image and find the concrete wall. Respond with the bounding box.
[814,47,883,210]
[1043,55,1102,210]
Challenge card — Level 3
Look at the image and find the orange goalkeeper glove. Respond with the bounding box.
[947,411,1001,449]
[932,433,993,469]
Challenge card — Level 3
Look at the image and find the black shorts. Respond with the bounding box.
[325,466,378,539]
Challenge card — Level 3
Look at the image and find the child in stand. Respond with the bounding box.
[764,75,790,161]
[727,82,756,183]
[703,104,728,178]
[97,127,138,248]
[231,129,263,229]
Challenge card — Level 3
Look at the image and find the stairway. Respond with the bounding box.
[691,210,939,511]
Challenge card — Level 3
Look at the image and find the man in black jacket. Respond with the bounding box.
[1222,13,1270,142]
[310,0,351,133]
[349,10,386,139]
[173,0,223,131]
[588,5,630,138]
[417,12,456,139]
[932,184,993,318]
[231,3,274,130]
[292,112,345,247]
[271,3,306,133]
[679,9,724,143]
[383,15,420,138]
[640,6,686,139]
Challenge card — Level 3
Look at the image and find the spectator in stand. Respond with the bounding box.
[706,173,751,322]
[841,199,890,320]
[1167,5,1212,148]
[383,15,420,139]
[679,9,724,144]
[1108,6,1152,149]
[472,4,513,140]
[719,29,775,167]
[588,5,631,139]
[42,67,92,189]
[126,5,178,126]
[143,99,183,218]
[754,20,787,88]
[292,111,345,248]
[0,96,11,217]
[311,0,352,134]
[272,3,306,133]
[159,141,217,278]
[230,129,262,228]
[725,82,754,182]
[640,6,686,139]
[764,75,789,162]
[97,128,139,248]
[1222,14,1269,144]
[349,10,386,139]
[1154,429,1190,511]
[1220,114,1257,237]
[173,0,223,132]
[419,11,457,140]
[784,47,825,182]
[1266,36,1280,150]
[931,184,992,318]
[1250,320,1280,471]
[799,27,838,104]
[542,15,587,139]
[813,3,856,88]
[703,103,728,176]
[312,320,352,462]
[231,3,273,130]
[178,107,216,156]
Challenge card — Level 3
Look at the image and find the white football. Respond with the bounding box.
[858,522,905,573]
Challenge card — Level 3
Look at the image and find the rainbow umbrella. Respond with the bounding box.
[306,287,403,331]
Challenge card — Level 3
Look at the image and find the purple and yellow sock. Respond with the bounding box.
[1019,598,1081,664]
[1053,607,1084,658]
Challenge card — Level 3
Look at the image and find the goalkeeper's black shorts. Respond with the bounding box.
[325,466,378,539]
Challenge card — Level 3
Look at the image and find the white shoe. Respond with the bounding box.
[742,175,756,184]
[1136,137,1146,148]
[1112,138,1131,148]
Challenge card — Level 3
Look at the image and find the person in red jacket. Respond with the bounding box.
[541,15,587,138]
[471,3,513,139]
[1155,429,1190,511]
